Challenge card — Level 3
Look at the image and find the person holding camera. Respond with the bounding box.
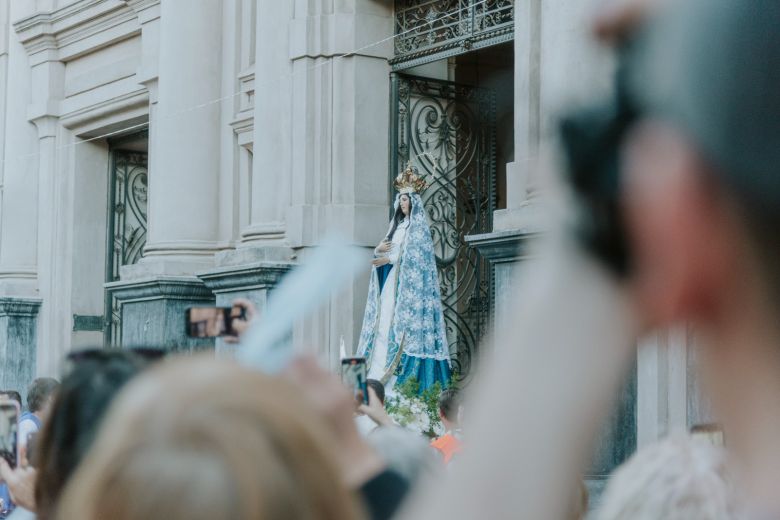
[401,0,780,518]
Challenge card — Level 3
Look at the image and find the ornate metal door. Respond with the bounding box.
[390,73,496,380]
[104,148,148,345]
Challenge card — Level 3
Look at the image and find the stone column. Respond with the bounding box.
[636,328,691,448]
[108,0,222,351]
[0,4,42,383]
[238,0,293,253]
[8,0,66,376]
[510,0,541,209]
[286,0,393,366]
[138,0,223,274]
[0,0,39,296]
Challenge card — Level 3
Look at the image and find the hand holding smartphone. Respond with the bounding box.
[0,400,19,468]
[185,304,248,338]
[340,357,368,405]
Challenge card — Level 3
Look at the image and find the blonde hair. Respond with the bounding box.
[596,435,741,520]
[56,356,362,520]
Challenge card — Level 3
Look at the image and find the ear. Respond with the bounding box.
[622,122,735,326]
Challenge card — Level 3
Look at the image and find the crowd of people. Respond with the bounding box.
[0,0,776,518]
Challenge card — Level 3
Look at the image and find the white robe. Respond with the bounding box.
[367,219,409,382]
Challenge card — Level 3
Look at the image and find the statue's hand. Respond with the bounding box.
[372,257,390,267]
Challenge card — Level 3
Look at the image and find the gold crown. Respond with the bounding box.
[393,163,429,194]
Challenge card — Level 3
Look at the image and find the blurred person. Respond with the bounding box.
[596,436,741,519]
[0,392,21,519]
[366,379,386,408]
[0,380,58,520]
[355,379,389,436]
[357,385,440,487]
[399,0,780,518]
[430,389,462,465]
[0,394,21,411]
[19,380,59,452]
[0,349,159,520]
[57,356,406,520]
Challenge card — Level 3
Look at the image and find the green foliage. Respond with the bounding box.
[385,377,447,438]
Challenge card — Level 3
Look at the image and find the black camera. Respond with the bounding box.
[558,41,642,277]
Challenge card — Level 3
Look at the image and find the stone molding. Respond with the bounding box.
[13,0,140,63]
[289,12,393,61]
[465,229,537,264]
[124,0,161,24]
[0,297,43,317]
[198,262,292,294]
[105,276,213,304]
[59,89,148,131]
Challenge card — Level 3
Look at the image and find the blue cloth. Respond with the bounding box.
[358,193,452,394]
[0,483,12,518]
[18,412,40,431]
[395,355,451,391]
[376,263,392,293]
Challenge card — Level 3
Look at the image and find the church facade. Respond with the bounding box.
[0,0,709,499]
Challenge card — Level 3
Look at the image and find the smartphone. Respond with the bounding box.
[341,357,368,405]
[185,306,246,338]
[0,400,19,468]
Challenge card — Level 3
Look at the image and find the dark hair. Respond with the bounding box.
[0,391,22,408]
[27,378,60,413]
[386,194,412,241]
[438,388,461,421]
[34,350,158,520]
[366,379,385,405]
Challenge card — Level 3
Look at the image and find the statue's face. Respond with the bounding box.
[400,194,411,216]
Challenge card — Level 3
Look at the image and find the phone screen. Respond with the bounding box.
[340,357,368,405]
[0,402,19,468]
[185,306,246,338]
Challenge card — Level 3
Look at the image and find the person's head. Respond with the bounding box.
[27,377,60,416]
[438,388,461,430]
[596,436,742,519]
[57,356,361,520]
[34,349,157,520]
[387,193,414,241]
[366,379,385,406]
[623,0,780,335]
[399,193,411,217]
[0,391,22,409]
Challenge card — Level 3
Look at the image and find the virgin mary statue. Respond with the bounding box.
[357,165,452,394]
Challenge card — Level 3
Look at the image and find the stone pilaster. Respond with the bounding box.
[0,298,41,395]
[135,0,223,275]
[105,277,214,352]
[0,0,39,297]
[239,0,292,247]
[198,262,290,356]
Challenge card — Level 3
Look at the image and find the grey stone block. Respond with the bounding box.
[198,261,293,356]
[106,277,215,352]
[0,298,41,396]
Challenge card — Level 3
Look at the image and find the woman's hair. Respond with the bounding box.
[596,435,742,520]
[56,356,362,520]
[386,194,412,241]
[34,350,154,520]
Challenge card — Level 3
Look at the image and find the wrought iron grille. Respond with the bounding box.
[392,0,514,69]
[105,148,148,345]
[390,74,496,381]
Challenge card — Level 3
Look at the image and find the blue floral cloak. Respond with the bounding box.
[357,192,452,393]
